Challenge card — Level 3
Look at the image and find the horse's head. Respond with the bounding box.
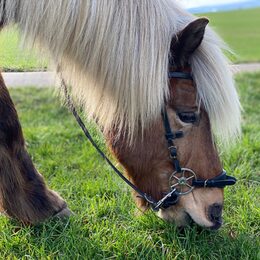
[107,18,236,229]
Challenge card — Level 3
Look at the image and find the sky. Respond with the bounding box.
[177,0,249,8]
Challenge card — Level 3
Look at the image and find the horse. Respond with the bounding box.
[0,1,241,229]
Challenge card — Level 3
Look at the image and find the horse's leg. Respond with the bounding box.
[0,74,70,224]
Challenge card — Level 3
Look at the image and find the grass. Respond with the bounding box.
[0,73,259,259]
[0,8,260,71]
[0,27,47,72]
[202,8,260,63]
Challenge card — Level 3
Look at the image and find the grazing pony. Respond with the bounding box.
[0,1,240,229]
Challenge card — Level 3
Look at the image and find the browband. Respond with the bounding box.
[168,71,193,80]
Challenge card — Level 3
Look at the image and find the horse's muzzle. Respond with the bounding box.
[208,203,223,230]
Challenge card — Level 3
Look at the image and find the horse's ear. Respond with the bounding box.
[170,18,209,67]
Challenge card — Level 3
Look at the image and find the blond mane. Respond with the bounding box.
[0,0,241,144]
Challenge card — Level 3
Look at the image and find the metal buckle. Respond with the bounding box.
[168,146,177,159]
[152,188,178,211]
[169,168,197,195]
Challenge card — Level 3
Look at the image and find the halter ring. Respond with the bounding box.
[169,168,197,195]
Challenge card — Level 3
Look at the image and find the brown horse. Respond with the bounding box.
[106,19,232,229]
[0,74,70,224]
[0,1,241,229]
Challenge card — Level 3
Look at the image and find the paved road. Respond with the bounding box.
[230,63,260,74]
[2,63,260,88]
[3,71,56,88]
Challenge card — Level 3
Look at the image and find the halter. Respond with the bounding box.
[61,69,236,212]
[160,74,236,209]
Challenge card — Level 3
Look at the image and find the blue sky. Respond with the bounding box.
[177,0,249,8]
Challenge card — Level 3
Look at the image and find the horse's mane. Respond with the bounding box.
[1,0,240,144]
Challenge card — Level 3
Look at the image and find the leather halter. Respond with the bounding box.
[160,73,236,209]
[61,69,237,212]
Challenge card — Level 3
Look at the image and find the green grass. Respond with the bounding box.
[0,27,47,71]
[0,8,260,71]
[0,74,259,259]
[202,8,260,63]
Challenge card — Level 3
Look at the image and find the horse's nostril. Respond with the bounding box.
[208,203,223,222]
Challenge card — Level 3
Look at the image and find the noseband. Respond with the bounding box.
[61,69,236,212]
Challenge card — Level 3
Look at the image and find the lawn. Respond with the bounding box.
[0,8,260,71]
[0,73,259,259]
[0,27,47,72]
[203,8,260,63]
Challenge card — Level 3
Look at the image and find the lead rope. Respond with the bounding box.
[59,76,163,210]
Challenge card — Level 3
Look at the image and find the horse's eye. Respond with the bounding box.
[178,112,198,124]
